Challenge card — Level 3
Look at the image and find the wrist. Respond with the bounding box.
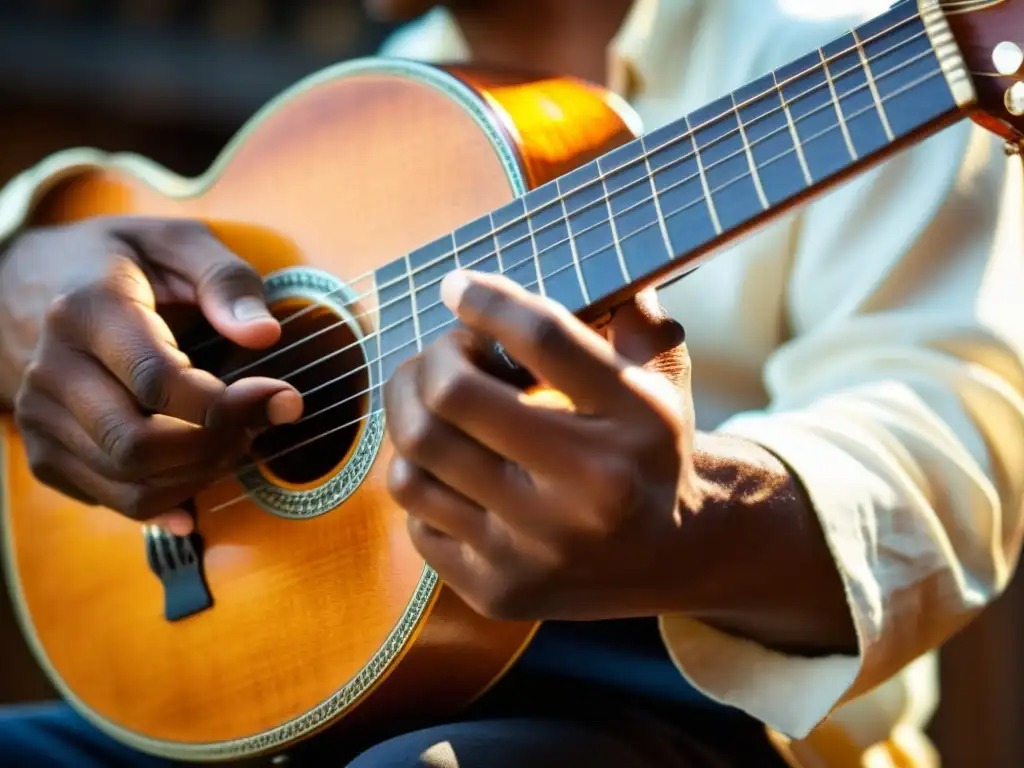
[671,431,857,657]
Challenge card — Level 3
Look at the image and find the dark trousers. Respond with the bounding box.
[0,675,788,767]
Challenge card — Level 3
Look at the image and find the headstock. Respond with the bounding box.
[944,0,1024,151]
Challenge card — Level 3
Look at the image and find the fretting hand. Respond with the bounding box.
[383,270,702,621]
[0,217,303,535]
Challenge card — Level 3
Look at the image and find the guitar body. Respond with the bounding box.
[1,59,637,762]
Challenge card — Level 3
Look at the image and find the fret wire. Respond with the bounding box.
[211,64,951,508]
[381,12,923,300]
[818,47,859,161]
[452,27,929,306]
[360,14,926,300]
[210,29,949,392]
[771,70,814,186]
[639,134,675,254]
[683,114,723,235]
[487,211,507,279]
[729,91,770,210]
[243,39,953,392]
[202,9,933,367]
[852,28,896,141]
[599,166,632,283]
[378,64,950,394]
[403,252,424,352]
[525,199,547,297]
[224,38,942,388]
[555,177,591,303]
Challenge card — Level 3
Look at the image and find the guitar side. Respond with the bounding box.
[0,59,637,762]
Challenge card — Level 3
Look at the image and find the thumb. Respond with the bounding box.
[122,218,281,350]
[605,288,685,367]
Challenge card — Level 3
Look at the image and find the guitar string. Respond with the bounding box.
[267,58,943,434]
[235,39,938,400]
[188,7,932,368]
[207,62,947,514]
[217,25,934,384]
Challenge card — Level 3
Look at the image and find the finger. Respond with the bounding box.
[207,376,304,432]
[383,355,533,513]
[440,270,639,416]
[117,218,280,349]
[60,264,225,424]
[387,456,496,553]
[419,330,595,475]
[16,389,242,485]
[606,288,686,369]
[150,511,196,537]
[22,435,97,505]
[405,514,481,598]
[33,347,243,477]
[22,435,204,527]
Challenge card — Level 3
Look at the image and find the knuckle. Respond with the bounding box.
[13,393,43,435]
[393,407,441,461]
[587,454,640,521]
[98,416,146,471]
[44,290,90,335]
[474,577,533,622]
[141,217,209,252]
[117,486,154,521]
[386,459,424,508]
[525,314,566,357]
[22,361,48,395]
[202,259,262,294]
[25,438,58,482]
[423,361,474,416]
[126,352,172,412]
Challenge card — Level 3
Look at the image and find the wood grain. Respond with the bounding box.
[1,63,635,758]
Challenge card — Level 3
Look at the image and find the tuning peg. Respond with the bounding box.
[1005,81,1024,116]
[993,41,1024,76]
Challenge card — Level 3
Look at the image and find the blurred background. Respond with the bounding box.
[1,1,1024,766]
[0,0,395,181]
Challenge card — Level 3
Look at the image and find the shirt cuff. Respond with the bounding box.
[658,410,902,739]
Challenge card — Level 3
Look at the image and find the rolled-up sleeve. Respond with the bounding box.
[659,120,1024,739]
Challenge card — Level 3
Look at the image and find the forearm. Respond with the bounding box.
[674,431,857,657]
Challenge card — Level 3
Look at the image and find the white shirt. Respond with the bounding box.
[2,1,1022,765]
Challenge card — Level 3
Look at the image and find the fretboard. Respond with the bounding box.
[374,0,973,382]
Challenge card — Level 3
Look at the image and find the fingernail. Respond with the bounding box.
[440,270,471,312]
[153,511,194,537]
[267,391,302,425]
[233,297,272,323]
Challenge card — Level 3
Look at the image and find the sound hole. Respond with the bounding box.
[199,299,370,486]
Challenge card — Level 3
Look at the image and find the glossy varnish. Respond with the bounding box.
[1,62,636,759]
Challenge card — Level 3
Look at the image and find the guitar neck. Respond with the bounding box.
[373,0,975,380]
